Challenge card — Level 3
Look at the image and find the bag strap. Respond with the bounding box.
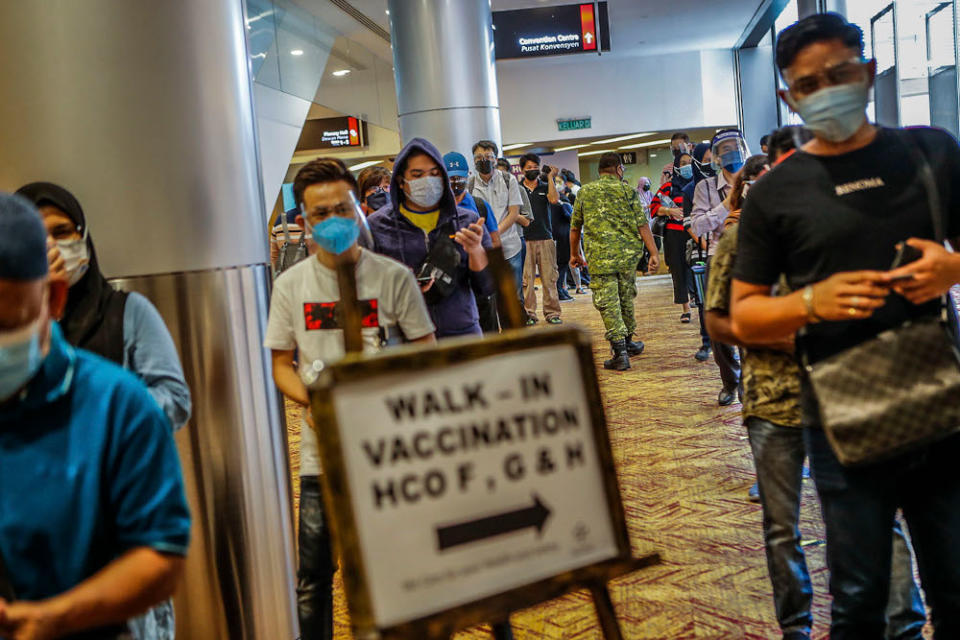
[280,209,292,244]
[900,129,944,244]
[900,129,951,321]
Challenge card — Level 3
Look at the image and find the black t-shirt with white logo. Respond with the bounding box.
[734,127,960,364]
[522,180,554,241]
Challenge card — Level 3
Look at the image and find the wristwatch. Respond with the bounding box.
[802,285,822,323]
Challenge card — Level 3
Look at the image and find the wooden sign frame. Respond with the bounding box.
[308,326,644,639]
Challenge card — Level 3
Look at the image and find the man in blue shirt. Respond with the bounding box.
[445,151,502,334]
[0,193,190,639]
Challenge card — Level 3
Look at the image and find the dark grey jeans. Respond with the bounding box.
[748,419,926,639]
[298,476,334,640]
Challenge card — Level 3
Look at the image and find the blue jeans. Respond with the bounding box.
[506,249,524,296]
[805,427,960,638]
[298,476,334,640]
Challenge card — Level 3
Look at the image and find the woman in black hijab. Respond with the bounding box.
[17,183,129,362]
[16,182,190,640]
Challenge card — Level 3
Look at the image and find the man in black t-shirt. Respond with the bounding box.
[730,14,960,638]
[519,152,562,325]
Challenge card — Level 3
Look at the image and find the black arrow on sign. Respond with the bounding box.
[435,494,552,552]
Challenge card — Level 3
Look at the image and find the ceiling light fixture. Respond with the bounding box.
[290,49,304,56]
[501,143,531,151]
[332,69,351,77]
[578,149,615,157]
[590,132,654,145]
[554,144,590,152]
[618,138,672,149]
[349,160,382,171]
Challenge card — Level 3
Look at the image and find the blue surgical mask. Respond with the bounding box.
[305,216,360,255]
[0,320,43,402]
[790,82,869,143]
[720,149,745,173]
[405,176,444,209]
[678,165,694,180]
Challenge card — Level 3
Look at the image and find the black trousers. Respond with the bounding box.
[476,293,500,334]
[298,476,334,640]
[704,258,741,391]
[664,227,692,305]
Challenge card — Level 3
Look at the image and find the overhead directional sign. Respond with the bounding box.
[296,115,367,150]
[309,329,629,637]
[493,2,611,60]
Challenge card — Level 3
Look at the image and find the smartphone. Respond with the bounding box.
[887,273,916,283]
[890,243,923,270]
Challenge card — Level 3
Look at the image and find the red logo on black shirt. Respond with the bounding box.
[304,300,379,330]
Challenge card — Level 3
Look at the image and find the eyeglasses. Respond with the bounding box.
[788,58,868,97]
[301,201,356,221]
[473,153,496,162]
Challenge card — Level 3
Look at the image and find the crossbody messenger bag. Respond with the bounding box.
[804,130,960,467]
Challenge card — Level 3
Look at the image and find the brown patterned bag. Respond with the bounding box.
[805,131,960,466]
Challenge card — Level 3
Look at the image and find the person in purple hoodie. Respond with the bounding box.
[368,138,494,338]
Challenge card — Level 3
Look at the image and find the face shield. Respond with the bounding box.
[300,190,373,261]
[711,132,750,174]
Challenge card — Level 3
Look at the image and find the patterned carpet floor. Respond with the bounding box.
[285,276,844,638]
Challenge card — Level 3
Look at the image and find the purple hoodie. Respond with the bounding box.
[368,138,494,338]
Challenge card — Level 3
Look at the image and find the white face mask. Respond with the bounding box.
[57,231,90,287]
[405,176,444,209]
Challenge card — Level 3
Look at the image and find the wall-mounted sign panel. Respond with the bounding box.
[493,2,611,60]
[557,117,591,132]
[296,116,367,150]
[619,152,637,165]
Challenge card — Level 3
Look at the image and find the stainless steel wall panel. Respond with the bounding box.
[114,266,298,640]
[0,0,268,278]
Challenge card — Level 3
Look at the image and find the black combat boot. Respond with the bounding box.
[603,339,631,371]
[625,336,645,357]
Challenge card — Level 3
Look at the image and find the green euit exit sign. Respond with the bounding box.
[557,117,591,131]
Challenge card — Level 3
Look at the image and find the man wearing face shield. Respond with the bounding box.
[731,13,960,637]
[265,158,436,639]
[692,129,749,406]
[368,138,494,338]
[0,193,191,639]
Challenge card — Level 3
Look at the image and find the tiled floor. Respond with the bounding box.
[284,276,929,639]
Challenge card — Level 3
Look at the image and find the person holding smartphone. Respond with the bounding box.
[730,13,960,636]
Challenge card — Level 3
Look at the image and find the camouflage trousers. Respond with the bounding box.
[591,270,637,342]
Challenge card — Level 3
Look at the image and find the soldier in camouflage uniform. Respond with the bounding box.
[706,220,925,640]
[571,152,660,371]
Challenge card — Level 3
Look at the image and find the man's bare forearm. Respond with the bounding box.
[47,549,184,636]
[730,281,809,344]
[499,205,520,232]
[707,310,795,352]
[271,351,309,406]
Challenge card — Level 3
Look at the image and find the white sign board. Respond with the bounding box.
[331,343,620,627]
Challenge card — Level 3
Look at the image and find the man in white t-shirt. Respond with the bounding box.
[469,140,529,291]
[264,158,435,640]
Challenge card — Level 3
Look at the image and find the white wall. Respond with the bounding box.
[496,49,738,144]
[253,83,312,217]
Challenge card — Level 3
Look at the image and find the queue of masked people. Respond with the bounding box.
[696,12,960,640]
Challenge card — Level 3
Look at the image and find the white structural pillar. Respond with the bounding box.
[388,0,503,159]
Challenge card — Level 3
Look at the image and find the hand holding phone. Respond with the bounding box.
[891,242,923,270]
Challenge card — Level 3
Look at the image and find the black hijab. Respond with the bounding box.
[15,182,128,364]
[669,151,693,200]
